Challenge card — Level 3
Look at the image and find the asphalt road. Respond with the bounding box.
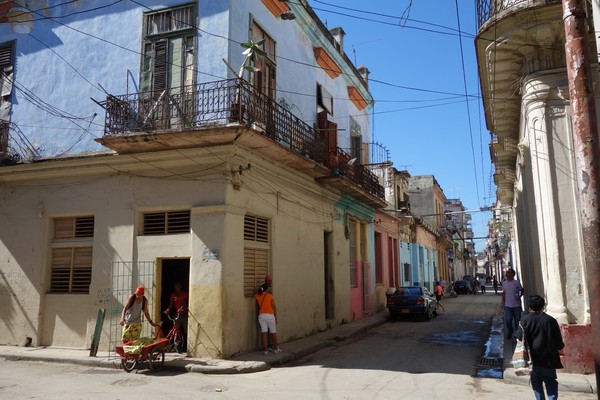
[0,292,595,400]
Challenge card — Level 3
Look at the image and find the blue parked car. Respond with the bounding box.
[386,286,438,320]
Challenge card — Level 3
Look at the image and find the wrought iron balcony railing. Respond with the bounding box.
[476,0,561,29]
[330,147,385,200]
[104,78,327,164]
[103,78,386,202]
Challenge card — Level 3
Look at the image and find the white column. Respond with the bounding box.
[522,77,568,323]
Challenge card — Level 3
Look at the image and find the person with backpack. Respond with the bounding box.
[120,286,158,343]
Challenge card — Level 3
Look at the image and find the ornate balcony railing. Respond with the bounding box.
[104,78,327,164]
[103,78,386,201]
[330,147,385,200]
[476,0,561,29]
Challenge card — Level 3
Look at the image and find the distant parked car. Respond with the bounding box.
[386,286,438,320]
[454,280,472,294]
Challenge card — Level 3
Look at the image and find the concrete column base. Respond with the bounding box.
[560,323,594,374]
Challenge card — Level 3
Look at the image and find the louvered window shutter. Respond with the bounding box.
[153,40,167,95]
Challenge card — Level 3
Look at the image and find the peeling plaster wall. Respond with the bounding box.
[519,71,589,325]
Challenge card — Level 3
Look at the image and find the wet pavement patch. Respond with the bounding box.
[421,330,481,347]
[475,315,504,379]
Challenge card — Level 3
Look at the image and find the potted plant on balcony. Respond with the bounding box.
[225,39,268,123]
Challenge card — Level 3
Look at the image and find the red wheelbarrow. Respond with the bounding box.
[116,337,169,372]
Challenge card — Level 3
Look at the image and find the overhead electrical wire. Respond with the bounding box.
[454,0,481,209]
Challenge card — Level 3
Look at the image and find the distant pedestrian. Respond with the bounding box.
[502,269,524,340]
[516,294,564,400]
[479,277,486,293]
[434,281,445,311]
[493,275,499,294]
[254,276,281,355]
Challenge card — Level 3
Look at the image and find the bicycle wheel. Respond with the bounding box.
[121,357,137,373]
[173,332,184,353]
[147,347,165,372]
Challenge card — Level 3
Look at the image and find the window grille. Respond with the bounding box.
[143,210,190,235]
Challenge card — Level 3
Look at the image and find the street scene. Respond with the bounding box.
[0,291,595,400]
[0,1,599,399]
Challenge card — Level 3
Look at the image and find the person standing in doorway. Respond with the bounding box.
[502,268,524,340]
[164,281,189,349]
[120,286,158,342]
[254,276,281,355]
[516,295,565,400]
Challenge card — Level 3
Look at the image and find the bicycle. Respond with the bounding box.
[159,311,186,353]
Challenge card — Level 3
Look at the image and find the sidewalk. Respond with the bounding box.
[0,307,596,395]
[0,311,389,375]
[502,331,597,394]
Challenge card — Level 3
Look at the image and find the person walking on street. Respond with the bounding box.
[493,275,499,294]
[502,268,524,340]
[434,281,445,311]
[516,294,565,400]
[120,286,159,342]
[254,276,282,355]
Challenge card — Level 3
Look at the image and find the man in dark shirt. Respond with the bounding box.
[516,294,565,400]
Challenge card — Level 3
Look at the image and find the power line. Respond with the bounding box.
[454,0,481,209]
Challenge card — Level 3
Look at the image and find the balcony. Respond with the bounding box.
[99,78,386,207]
[476,0,561,29]
[318,147,386,207]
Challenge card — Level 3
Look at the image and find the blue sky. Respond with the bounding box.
[311,1,493,252]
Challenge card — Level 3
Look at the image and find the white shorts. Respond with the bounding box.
[258,313,276,333]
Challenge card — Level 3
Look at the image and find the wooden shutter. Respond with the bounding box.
[153,40,167,94]
[244,248,269,297]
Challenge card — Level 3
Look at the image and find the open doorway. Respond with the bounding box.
[159,258,190,339]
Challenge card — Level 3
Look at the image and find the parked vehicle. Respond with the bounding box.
[386,286,438,320]
[453,280,472,294]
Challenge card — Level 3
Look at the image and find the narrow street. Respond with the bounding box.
[0,290,594,399]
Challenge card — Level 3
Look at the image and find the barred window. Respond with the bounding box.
[244,215,270,297]
[143,210,190,235]
[50,216,94,294]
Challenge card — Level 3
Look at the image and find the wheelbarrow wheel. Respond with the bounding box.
[148,347,165,372]
[121,358,137,372]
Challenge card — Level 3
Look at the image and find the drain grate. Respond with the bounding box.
[478,357,503,366]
